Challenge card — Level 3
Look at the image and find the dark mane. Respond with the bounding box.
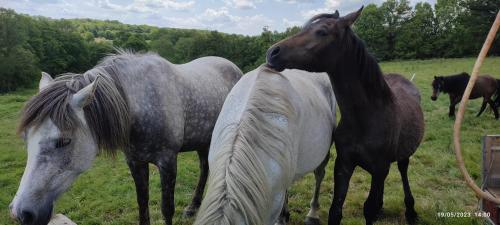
[18,58,132,155]
[340,28,394,102]
[303,12,339,29]
[440,72,470,94]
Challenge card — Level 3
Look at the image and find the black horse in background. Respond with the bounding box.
[431,72,499,119]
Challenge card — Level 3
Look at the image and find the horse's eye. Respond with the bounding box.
[55,138,71,148]
[316,29,328,37]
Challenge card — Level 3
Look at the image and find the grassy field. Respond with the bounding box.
[0,57,499,225]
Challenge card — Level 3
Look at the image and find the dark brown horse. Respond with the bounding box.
[266,7,424,225]
[431,72,499,119]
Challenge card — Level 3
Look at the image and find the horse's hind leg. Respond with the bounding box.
[275,191,290,225]
[158,151,178,225]
[183,149,209,217]
[398,158,417,224]
[305,152,330,225]
[477,98,488,117]
[487,98,499,119]
[363,164,390,225]
[126,158,151,225]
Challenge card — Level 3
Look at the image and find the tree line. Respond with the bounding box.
[0,0,498,93]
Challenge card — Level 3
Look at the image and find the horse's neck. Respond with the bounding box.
[328,47,393,124]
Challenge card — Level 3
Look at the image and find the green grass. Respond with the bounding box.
[1,57,499,225]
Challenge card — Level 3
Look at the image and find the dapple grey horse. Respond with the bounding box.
[194,66,336,225]
[10,51,242,225]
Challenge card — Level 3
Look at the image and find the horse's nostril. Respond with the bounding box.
[20,210,35,224]
[270,46,281,58]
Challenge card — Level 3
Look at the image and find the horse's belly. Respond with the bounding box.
[294,121,333,179]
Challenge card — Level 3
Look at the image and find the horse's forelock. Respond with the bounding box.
[18,65,131,156]
[303,12,340,29]
[18,80,78,135]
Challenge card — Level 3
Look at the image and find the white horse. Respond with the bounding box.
[194,66,336,225]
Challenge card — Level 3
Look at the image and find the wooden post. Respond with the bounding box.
[453,11,500,204]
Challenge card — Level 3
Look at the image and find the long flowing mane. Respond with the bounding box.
[440,72,470,94]
[17,51,138,155]
[340,27,394,103]
[195,67,296,225]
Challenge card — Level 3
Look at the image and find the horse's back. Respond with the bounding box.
[177,56,242,86]
[384,73,420,102]
[103,53,242,157]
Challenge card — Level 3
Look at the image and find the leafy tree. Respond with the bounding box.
[380,0,412,59]
[123,33,149,52]
[0,47,39,92]
[355,4,390,60]
[150,34,175,61]
[395,2,436,59]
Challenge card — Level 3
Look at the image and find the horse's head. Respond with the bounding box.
[431,76,444,101]
[266,7,363,72]
[10,73,100,225]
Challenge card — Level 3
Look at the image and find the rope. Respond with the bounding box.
[453,11,500,204]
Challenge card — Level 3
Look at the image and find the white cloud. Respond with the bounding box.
[224,0,262,9]
[301,0,339,18]
[276,0,315,3]
[97,0,194,13]
[283,18,302,27]
[203,7,239,23]
[164,7,274,35]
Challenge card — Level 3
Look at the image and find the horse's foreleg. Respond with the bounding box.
[183,149,209,217]
[449,96,458,117]
[363,164,389,225]
[158,152,178,225]
[328,155,355,225]
[398,158,417,224]
[127,159,150,225]
[275,191,290,225]
[305,152,330,225]
[477,98,488,117]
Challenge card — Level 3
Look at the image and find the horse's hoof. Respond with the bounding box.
[182,206,198,218]
[304,217,320,225]
[405,210,418,225]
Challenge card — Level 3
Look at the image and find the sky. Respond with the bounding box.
[1,0,436,35]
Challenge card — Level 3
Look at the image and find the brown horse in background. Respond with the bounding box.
[431,72,498,119]
[266,6,424,225]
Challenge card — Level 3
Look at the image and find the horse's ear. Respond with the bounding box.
[340,6,363,27]
[333,10,339,18]
[434,76,437,79]
[70,77,100,109]
[39,72,54,92]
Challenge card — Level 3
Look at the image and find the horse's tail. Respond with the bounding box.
[493,79,500,107]
[194,71,295,225]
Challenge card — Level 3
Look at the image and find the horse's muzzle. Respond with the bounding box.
[266,46,285,72]
[12,203,53,225]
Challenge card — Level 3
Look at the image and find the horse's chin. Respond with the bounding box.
[266,62,285,72]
